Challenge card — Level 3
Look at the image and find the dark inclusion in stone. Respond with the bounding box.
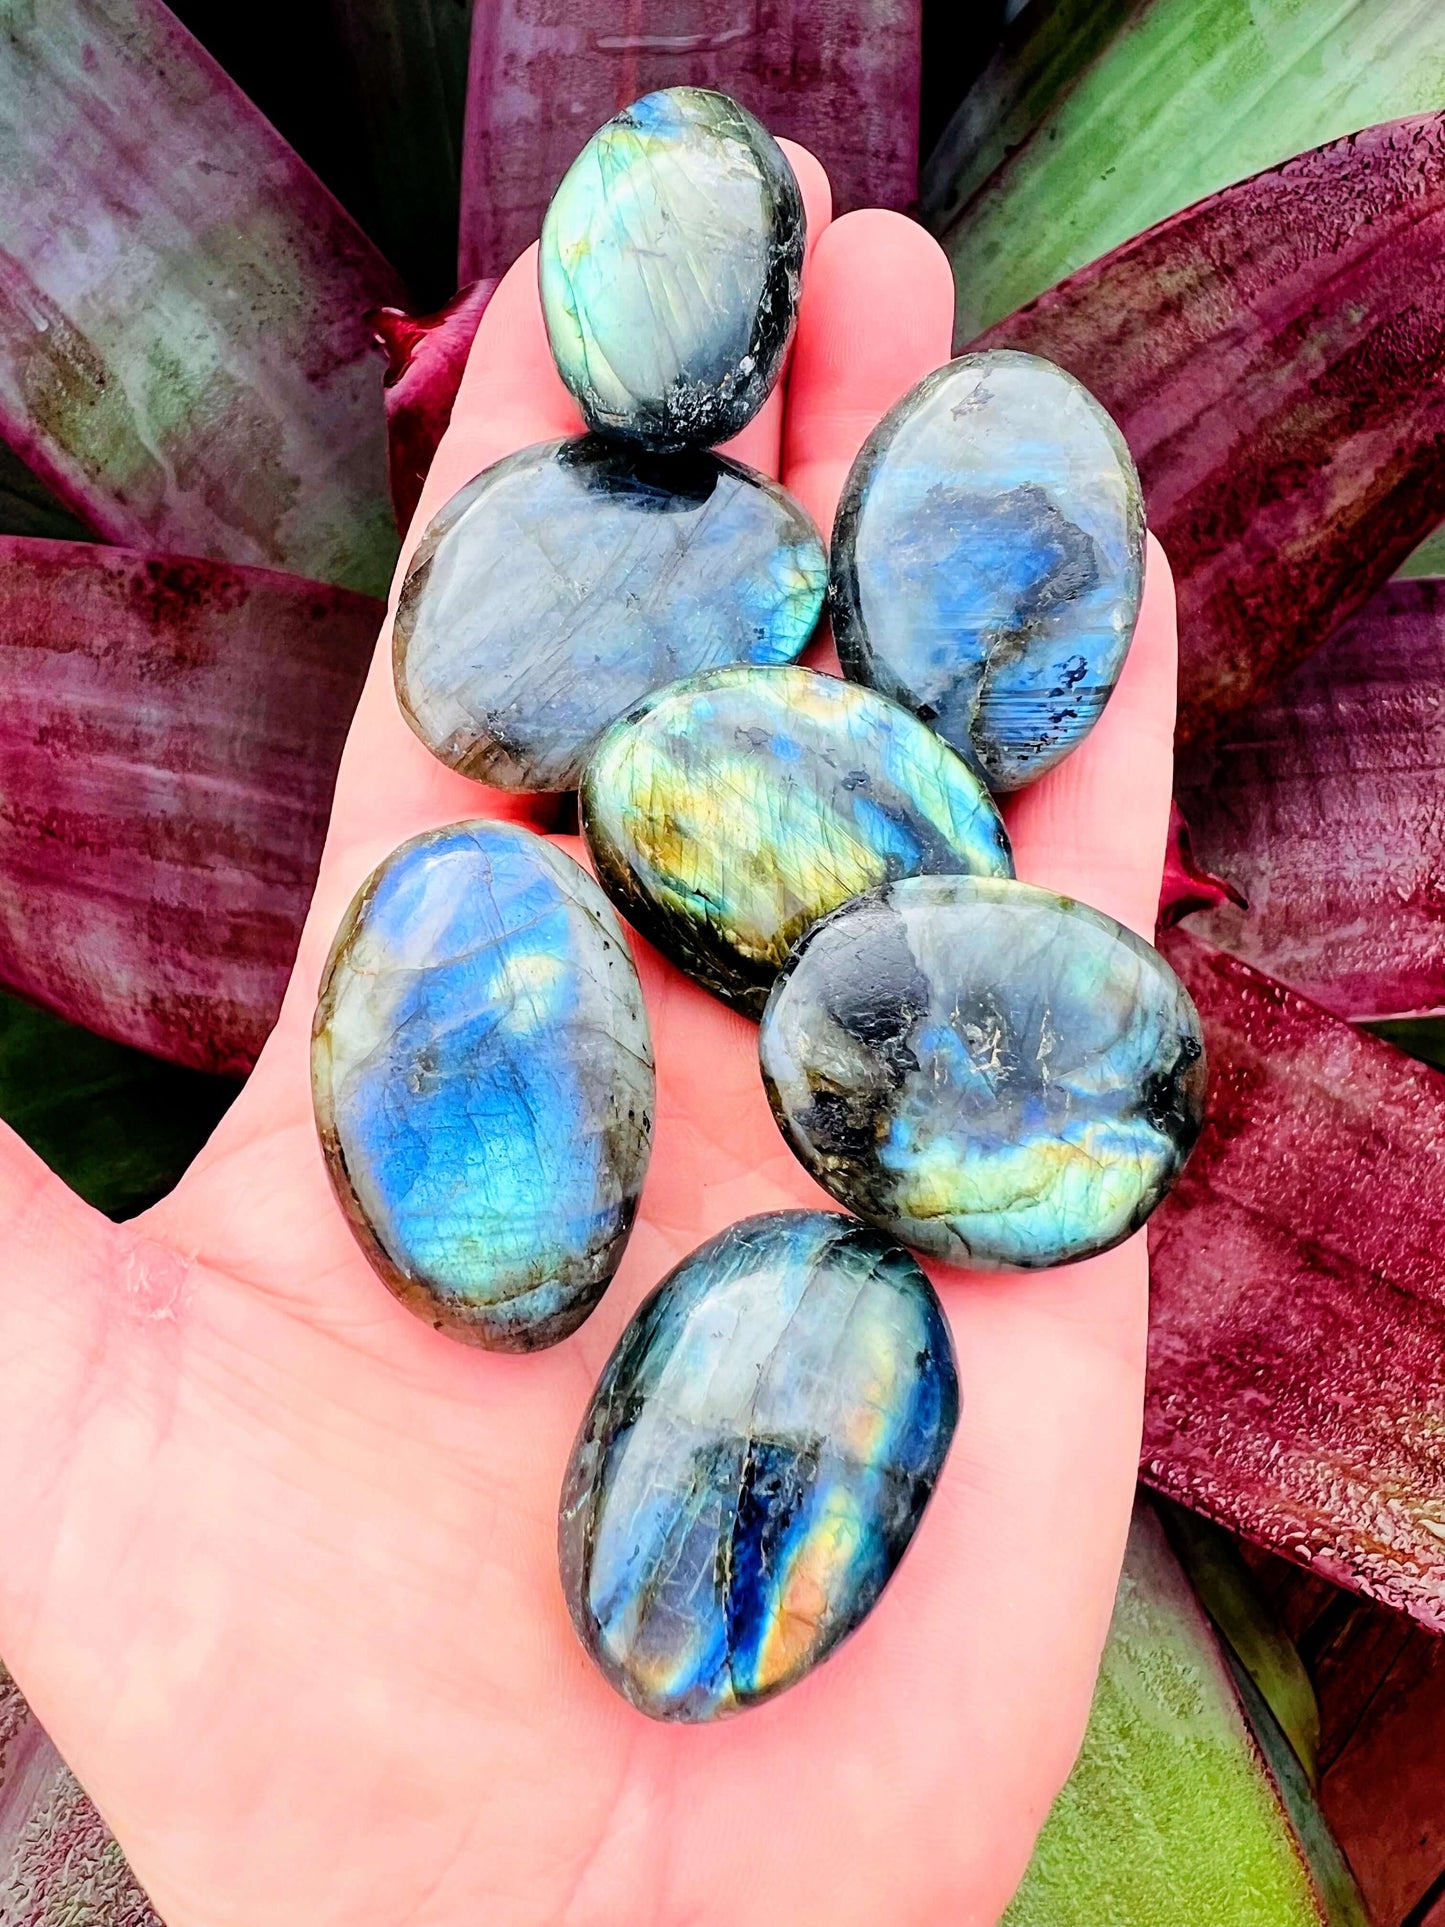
[312,820,654,1350]
[393,436,826,791]
[759,876,1206,1270]
[559,1210,958,1721]
[830,350,1146,791]
[581,664,1013,1015]
[540,87,805,450]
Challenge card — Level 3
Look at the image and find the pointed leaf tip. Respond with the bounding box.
[373,279,498,533]
[979,113,1445,745]
[1158,800,1246,929]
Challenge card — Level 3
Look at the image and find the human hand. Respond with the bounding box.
[0,149,1177,1926]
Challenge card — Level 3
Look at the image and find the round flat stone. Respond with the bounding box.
[394,437,825,792]
[559,1209,958,1722]
[581,665,1013,1014]
[830,350,1146,791]
[312,820,654,1350]
[759,876,1206,1269]
[540,87,805,450]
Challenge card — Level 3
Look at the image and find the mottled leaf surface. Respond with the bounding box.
[1005,1502,1365,1925]
[935,0,1445,341]
[980,115,1445,747]
[1145,931,1445,1633]
[0,0,404,596]
[1179,579,1445,1025]
[458,0,923,278]
[0,538,379,1076]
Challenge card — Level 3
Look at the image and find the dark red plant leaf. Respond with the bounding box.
[458,1,923,279]
[370,278,499,533]
[0,538,380,1077]
[977,113,1445,749]
[0,0,405,597]
[1145,929,1445,1632]
[1176,578,1445,1026]
[1158,799,1246,930]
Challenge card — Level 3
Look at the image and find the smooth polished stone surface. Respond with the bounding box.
[394,437,826,791]
[760,877,1206,1269]
[559,1210,958,1721]
[540,88,805,450]
[312,821,654,1349]
[831,350,1146,791]
[581,665,1014,1014]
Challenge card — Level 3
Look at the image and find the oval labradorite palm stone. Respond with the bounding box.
[393,437,826,791]
[559,1210,958,1721]
[312,821,654,1350]
[580,665,1014,1014]
[540,87,805,450]
[830,350,1146,791]
[759,876,1206,1269]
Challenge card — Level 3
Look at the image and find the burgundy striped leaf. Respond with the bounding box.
[0,0,405,597]
[1177,578,1445,1028]
[977,114,1445,749]
[0,539,379,1077]
[0,1667,158,1927]
[371,278,498,533]
[458,0,923,280]
[1145,929,1445,1632]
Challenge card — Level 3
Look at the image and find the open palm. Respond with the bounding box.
[0,152,1178,1927]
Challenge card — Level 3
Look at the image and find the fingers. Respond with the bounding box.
[1004,535,1179,940]
[783,210,956,539]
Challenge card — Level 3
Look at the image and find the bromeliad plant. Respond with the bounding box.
[1,0,1443,1916]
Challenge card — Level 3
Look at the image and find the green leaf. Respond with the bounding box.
[0,991,235,1220]
[1155,1498,1321,1783]
[0,0,405,596]
[934,0,1445,343]
[1006,1502,1368,1926]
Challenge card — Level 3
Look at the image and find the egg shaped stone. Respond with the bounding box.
[540,87,805,450]
[581,665,1014,1014]
[760,876,1206,1269]
[312,820,654,1350]
[830,350,1146,791]
[559,1209,958,1722]
[393,437,826,792]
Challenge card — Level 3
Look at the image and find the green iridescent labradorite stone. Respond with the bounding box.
[540,87,805,450]
[559,1210,958,1721]
[312,821,654,1350]
[393,438,826,792]
[759,876,1206,1269]
[831,350,1146,791]
[580,665,1013,1014]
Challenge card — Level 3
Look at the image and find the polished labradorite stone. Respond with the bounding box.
[393,437,826,791]
[831,350,1146,791]
[559,1210,957,1721]
[581,665,1014,1014]
[312,821,654,1349]
[760,877,1206,1269]
[540,87,805,450]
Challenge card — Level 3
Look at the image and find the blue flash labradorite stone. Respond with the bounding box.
[540,87,805,450]
[830,350,1146,791]
[760,877,1206,1269]
[581,665,1014,1014]
[312,821,654,1349]
[393,437,826,791]
[559,1210,958,1721]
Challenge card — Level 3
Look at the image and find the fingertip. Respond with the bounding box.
[784,210,956,534]
[777,140,834,254]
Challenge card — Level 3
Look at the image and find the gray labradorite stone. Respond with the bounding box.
[559,1210,958,1721]
[830,351,1146,791]
[393,437,826,791]
[312,820,654,1350]
[540,87,805,450]
[581,665,1013,1015]
[760,876,1206,1270]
